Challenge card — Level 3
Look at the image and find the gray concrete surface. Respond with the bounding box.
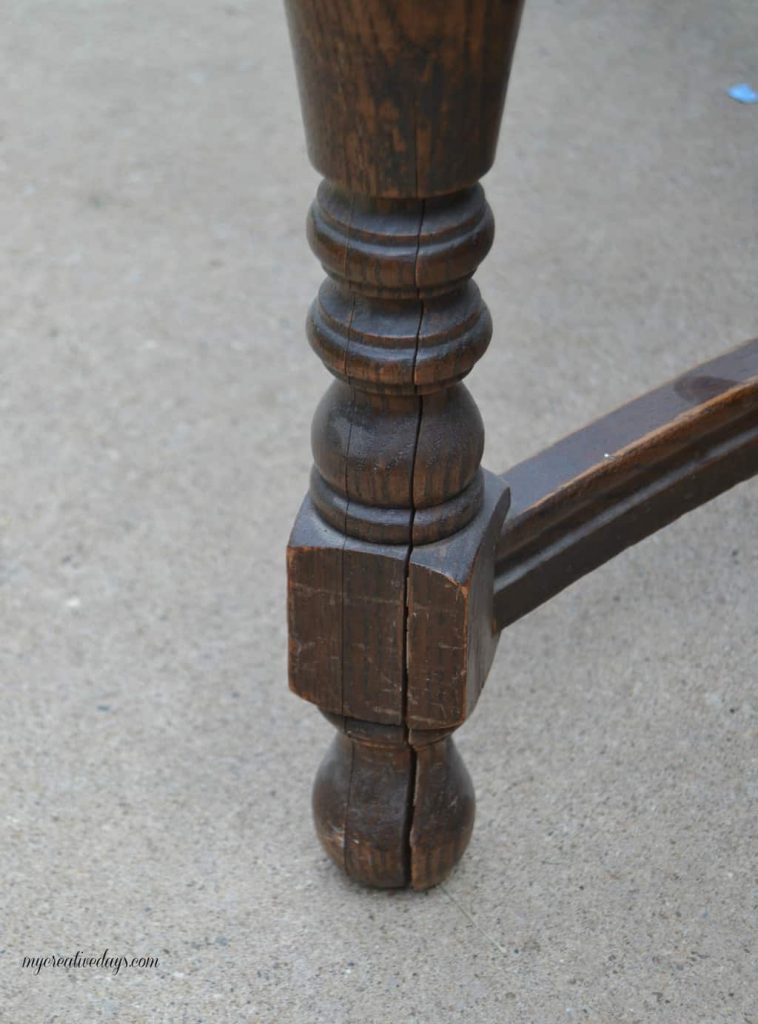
[1,1,756,1021]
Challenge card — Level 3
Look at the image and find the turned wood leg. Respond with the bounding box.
[284,1,525,887]
[281,1,758,891]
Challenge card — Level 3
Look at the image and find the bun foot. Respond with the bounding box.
[312,717,475,890]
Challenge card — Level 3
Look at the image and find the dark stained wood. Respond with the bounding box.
[407,471,510,729]
[304,186,494,546]
[313,725,413,888]
[284,0,526,197]
[288,500,407,723]
[314,714,475,889]
[410,733,475,891]
[495,339,758,629]
[283,0,758,893]
[284,0,525,889]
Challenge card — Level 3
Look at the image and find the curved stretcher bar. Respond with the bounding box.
[495,338,758,630]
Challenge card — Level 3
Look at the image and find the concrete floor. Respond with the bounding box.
[1,1,756,1021]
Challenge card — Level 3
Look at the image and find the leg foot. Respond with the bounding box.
[312,716,474,890]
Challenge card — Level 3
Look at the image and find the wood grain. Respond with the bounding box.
[284,0,525,196]
[494,338,758,629]
[285,0,525,888]
[283,0,757,892]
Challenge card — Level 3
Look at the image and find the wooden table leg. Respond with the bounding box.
[284,1,526,888]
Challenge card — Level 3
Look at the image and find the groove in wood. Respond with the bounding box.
[495,339,758,629]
